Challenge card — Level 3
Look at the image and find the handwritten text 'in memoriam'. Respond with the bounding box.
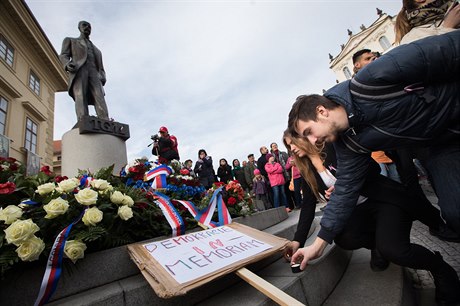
[143,226,272,284]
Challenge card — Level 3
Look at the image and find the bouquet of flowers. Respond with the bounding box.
[0,161,179,278]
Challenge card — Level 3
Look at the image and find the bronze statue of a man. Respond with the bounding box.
[60,21,109,122]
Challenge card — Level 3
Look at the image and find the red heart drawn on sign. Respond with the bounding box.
[209,239,224,249]
[144,244,157,253]
[193,246,205,255]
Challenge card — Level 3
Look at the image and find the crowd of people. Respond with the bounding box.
[149,1,460,304]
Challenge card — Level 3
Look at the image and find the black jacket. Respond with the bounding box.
[318,31,460,243]
[217,165,233,183]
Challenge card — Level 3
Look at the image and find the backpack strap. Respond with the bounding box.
[349,78,423,101]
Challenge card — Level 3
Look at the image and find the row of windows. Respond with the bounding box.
[0,95,38,153]
[0,34,41,96]
[342,35,392,80]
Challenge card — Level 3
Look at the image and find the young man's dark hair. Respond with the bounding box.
[287,95,339,136]
[352,48,372,64]
[247,153,254,159]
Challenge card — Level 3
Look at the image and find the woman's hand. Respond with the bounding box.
[283,241,300,262]
[290,237,328,270]
[325,186,335,200]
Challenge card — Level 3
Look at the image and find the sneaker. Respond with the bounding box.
[370,248,390,272]
[429,223,460,243]
[431,251,460,305]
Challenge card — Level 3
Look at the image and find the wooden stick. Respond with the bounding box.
[198,222,304,305]
[235,267,305,306]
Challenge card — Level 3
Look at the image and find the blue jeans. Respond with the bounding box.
[423,143,460,235]
[272,184,288,208]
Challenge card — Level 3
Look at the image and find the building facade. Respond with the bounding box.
[329,10,396,83]
[0,0,67,168]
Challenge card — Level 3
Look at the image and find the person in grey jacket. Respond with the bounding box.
[289,31,460,282]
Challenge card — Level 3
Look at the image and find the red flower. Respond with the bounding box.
[214,182,225,187]
[180,169,190,175]
[40,165,52,176]
[54,175,68,183]
[0,182,16,194]
[9,164,18,171]
[128,167,140,173]
[227,197,237,206]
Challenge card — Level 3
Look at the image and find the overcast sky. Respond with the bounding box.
[26,0,401,170]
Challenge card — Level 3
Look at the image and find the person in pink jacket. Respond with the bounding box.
[285,155,302,209]
[265,154,290,212]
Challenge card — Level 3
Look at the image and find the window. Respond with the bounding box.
[0,96,7,135]
[0,34,14,67]
[29,70,40,95]
[25,117,38,153]
[379,36,391,50]
[343,67,352,80]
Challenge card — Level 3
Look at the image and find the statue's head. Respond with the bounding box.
[78,21,91,36]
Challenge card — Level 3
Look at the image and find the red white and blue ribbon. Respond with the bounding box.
[34,209,86,306]
[144,164,172,181]
[150,174,168,189]
[194,187,232,228]
[79,175,93,188]
[217,193,232,225]
[152,191,186,237]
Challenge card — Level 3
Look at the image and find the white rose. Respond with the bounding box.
[0,205,23,224]
[64,240,87,263]
[82,207,103,226]
[90,179,111,191]
[16,236,45,261]
[121,195,134,207]
[36,182,56,195]
[117,206,133,221]
[110,191,124,205]
[4,219,40,246]
[57,178,79,193]
[43,197,69,219]
[75,188,98,206]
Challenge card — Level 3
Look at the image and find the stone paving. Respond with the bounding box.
[406,179,460,290]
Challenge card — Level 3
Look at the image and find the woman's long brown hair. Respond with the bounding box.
[283,129,326,201]
[394,0,418,44]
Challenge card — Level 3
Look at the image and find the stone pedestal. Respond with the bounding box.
[61,128,127,177]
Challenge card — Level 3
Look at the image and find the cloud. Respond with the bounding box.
[26,0,401,169]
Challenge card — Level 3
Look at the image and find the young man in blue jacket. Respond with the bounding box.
[289,30,460,304]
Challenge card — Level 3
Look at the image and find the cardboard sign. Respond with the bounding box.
[128,222,289,298]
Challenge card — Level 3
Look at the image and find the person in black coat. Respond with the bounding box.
[217,158,233,183]
[194,149,215,189]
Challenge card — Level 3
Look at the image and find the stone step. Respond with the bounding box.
[323,249,414,306]
[3,205,412,306]
[47,209,349,306]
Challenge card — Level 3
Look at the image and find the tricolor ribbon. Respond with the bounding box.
[79,175,93,188]
[152,191,186,236]
[151,174,168,189]
[144,164,172,181]
[34,209,86,306]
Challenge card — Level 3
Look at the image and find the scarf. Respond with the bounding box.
[406,0,453,28]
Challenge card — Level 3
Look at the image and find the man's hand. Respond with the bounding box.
[283,241,300,262]
[290,237,328,270]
